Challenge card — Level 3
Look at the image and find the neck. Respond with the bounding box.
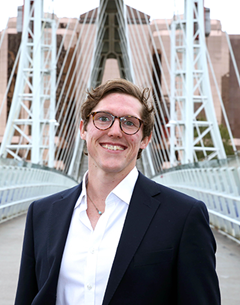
[87,168,133,202]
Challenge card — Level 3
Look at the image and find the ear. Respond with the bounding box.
[140,132,152,150]
[80,120,86,140]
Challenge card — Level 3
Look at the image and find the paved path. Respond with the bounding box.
[0,215,240,305]
[0,215,26,305]
[214,230,240,305]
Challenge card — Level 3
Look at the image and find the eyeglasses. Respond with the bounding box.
[87,111,144,135]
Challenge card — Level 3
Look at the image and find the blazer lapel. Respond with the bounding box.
[103,173,161,305]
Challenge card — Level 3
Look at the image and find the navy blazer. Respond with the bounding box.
[15,172,220,304]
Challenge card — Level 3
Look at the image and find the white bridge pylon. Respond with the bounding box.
[169,0,226,165]
[0,0,57,167]
[0,0,231,181]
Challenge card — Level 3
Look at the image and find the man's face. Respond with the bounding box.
[80,93,151,177]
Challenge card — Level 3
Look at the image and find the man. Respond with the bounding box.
[15,79,220,304]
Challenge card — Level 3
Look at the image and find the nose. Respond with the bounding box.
[107,118,122,137]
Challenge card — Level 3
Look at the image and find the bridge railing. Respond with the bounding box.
[0,158,78,223]
[152,156,240,241]
[2,155,240,241]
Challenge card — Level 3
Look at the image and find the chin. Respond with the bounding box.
[101,165,124,173]
[101,162,134,174]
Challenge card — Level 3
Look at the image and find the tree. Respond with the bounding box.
[194,122,234,161]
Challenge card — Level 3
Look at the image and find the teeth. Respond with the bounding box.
[102,144,124,151]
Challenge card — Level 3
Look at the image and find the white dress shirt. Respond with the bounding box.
[56,167,139,305]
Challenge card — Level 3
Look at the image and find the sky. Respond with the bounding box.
[0,0,239,34]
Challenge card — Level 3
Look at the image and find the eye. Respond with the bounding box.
[122,117,138,128]
[124,120,134,126]
[94,112,113,126]
[98,116,110,122]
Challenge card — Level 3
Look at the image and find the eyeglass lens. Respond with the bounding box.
[93,112,141,134]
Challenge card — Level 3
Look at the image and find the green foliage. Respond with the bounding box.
[194,122,234,160]
[219,124,234,156]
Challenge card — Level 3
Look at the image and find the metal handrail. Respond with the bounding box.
[152,156,240,241]
[0,158,78,223]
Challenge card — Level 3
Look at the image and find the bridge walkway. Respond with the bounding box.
[0,214,240,305]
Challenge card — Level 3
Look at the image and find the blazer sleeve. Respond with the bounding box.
[15,202,38,305]
[176,200,221,304]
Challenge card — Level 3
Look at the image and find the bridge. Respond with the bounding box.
[0,0,240,303]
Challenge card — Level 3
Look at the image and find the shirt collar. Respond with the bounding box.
[110,167,139,205]
[74,171,88,210]
[75,167,139,209]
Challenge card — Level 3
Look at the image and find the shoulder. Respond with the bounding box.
[28,183,82,212]
[137,172,207,212]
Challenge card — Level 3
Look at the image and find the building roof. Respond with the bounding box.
[79,5,150,24]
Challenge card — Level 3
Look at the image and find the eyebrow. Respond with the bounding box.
[94,110,141,118]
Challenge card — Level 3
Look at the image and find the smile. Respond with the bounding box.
[101,144,125,151]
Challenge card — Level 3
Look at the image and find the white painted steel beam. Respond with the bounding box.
[0,0,57,168]
[170,0,226,165]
